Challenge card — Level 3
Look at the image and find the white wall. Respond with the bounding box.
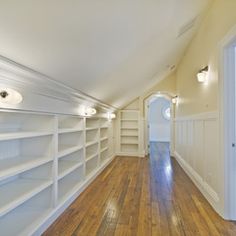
[174,112,220,212]
[148,97,170,142]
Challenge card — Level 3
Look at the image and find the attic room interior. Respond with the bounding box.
[1,0,236,235]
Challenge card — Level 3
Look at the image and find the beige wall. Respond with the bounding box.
[176,0,236,117]
[122,72,176,117]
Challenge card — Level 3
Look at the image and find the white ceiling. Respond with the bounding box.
[0,0,211,109]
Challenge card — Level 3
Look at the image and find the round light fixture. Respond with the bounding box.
[78,105,97,117]
[107,112,116,121]
[197,66,208,83]
[0,88,23,105]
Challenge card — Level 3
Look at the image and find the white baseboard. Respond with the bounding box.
[173,151,220,213]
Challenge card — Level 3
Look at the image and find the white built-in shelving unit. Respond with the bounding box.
[0,109,114,236]
[118,110,141,156]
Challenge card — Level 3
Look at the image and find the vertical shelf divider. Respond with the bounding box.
[52,115,58,207]
[82,117,86,180]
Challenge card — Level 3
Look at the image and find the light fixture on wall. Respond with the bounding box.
[171,96,178,104]
[78,105,97,117]
[107,112,116,121]
[197,66,209,83]
[0,88,23,105]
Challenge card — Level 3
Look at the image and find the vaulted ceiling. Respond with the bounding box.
[0,0,211,109]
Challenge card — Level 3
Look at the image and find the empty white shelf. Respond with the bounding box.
[0,156,52,182]
[121,141,139,145]
[58,161,84,180]
[86,153,98,162]
[58,145,83,159]
[58,128,83,134]
[100,136,108,141]
[0,131,53,141]
[85,167,98,179]
[86,127,99,131]
[121,119,138,121]
[58,180,83,205]
[0,207,52,236]
[100,157,111,167]
[0,179,52,218]
[100,125,108,129]
[86,140,98,147]
[121,134,138,137]
[121,127,138,130]
[101,147,108,153]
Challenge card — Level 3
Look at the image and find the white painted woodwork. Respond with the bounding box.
[173,112,220,214]
[0,109,115,236]
[117,110,144,157]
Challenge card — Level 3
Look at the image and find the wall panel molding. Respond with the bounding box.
[174,111,220,213]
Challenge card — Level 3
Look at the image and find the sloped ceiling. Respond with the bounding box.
[0,0,211,109]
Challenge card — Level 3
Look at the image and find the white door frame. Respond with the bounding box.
[144,92,175,155]
[219,25,236,220]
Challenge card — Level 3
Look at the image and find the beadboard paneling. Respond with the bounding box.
[174,112,220,211]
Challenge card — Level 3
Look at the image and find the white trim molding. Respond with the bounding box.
[173,111,220,215]
[174,151,219,209]
[0,55,117,114]
[218,24,236,220]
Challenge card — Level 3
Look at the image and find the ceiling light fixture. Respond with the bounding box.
[78,105,97,117]
[107,112,116,121]
[172,96,178,104]
[0,88,23,105]
[197,66,209,83]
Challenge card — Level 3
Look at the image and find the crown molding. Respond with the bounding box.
[0,55,117,112]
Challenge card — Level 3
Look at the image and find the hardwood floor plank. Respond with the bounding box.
[43,142,236,236]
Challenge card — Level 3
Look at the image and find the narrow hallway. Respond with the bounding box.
[44,143,236,236]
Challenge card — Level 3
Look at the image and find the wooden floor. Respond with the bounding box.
[43,142,236,236]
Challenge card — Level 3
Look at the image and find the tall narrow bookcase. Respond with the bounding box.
[118,110,141,156]
[0,109,114,236]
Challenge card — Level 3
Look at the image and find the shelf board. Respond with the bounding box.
[121,134,138,137]
[100,126,108,129]
[0,206,52,236]
[86,127,99,131]
[121,142,139,145]
[0,179,52,218]
[86,153,98,162]
[0,131,53,141]
[58,145,83,159]
[0,156,53,182]
[58,161,84,180]
[86,140,98,147]
[100,147,108,153]
[121,119,138,121]
[121,127,138,130]
[58,128,83,134]
[100,136,108,141]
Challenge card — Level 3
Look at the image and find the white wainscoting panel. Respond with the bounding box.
[174,111,220,212]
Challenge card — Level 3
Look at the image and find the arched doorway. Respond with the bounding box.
[144,91,175,156]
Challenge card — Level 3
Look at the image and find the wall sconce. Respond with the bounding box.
[107,112,116,121]
[172,96,178,104]
[0,88,23,105]
[78,105,97,117]
[197,66,208,83]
